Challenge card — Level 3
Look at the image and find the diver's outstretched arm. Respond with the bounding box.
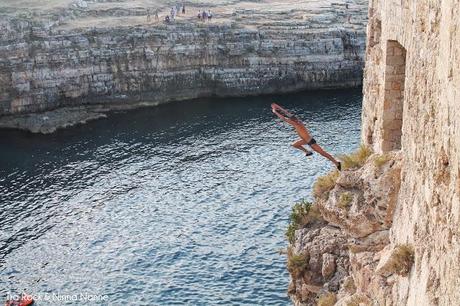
[272,109,288,121]
[272,108,296,125]
[272,103,294,116]
[272,103,296,125]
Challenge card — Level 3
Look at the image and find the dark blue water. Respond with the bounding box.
[0,89,362,305]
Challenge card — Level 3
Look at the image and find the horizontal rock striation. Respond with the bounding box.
[0,0,367,126]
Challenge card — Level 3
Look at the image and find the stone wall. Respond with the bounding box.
[361,0,460,304]
[0,0,367,118]
[287,0,459,304]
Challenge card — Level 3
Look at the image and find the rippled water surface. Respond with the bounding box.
[0,89,362,305]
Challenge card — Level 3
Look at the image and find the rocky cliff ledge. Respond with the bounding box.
[0,0,367,133]
[287,150,413,305]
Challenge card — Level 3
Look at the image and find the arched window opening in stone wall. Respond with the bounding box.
[382,40,406,152]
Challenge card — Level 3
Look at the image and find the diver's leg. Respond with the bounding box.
[310,143,340,166]
[292,139,312,155]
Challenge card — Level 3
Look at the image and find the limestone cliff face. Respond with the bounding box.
[288,152,405,305]
[0,0,367,118]
[287,0,460,304]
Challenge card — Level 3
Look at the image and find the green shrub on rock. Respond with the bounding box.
[285,200,321,244]
[287,247,309,278]
[313,171,339,199]
[338,192,353,209]
[339,144,372,170]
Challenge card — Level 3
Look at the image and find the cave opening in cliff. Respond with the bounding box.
[382,40,406,152]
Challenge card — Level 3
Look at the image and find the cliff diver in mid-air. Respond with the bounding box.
[271,103,341,171]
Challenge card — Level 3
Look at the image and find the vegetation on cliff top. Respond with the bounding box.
[339,144,372,170]
[285,200,322,244]
[313,145,372,199]
[313,170,339,199]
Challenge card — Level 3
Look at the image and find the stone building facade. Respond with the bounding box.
[362,0,459,304]
[284,0,457,304]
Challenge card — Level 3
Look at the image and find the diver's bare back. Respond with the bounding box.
[271,103,311,140]
[292,121,312,142]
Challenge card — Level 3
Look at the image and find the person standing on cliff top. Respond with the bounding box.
[271,103,342,170]
[146,8,151,22]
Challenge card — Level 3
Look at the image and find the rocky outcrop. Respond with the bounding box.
[0,0,367,132]
[288,221,349,305]
[287,152,408,305]
[317,153,401,239]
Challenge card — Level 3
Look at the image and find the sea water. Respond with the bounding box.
[0,89,362,305]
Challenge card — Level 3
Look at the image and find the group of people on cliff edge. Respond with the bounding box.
[146,3,186,24]
[146,4,216,24]
[197,9,213,22]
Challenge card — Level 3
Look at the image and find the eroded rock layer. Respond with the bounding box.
[288,152,406,305]
[0,0,367,123]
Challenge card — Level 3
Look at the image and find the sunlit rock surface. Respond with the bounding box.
[288,0,460,304]
[288,152,403,305]
[0,0,367,132]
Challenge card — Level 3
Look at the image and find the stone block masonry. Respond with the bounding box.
[287,0,459,304]
[360,0,460,304]
[381,41,406,152]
